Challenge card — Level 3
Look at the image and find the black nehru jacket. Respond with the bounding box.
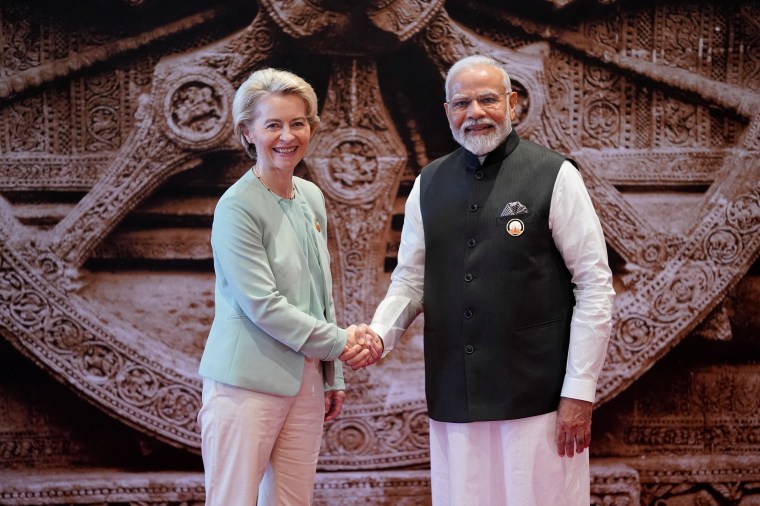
[419,129,576,423]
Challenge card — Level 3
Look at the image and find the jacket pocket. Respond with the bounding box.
[514,317,565,333]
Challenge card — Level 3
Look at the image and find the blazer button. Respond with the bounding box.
[467,239,477,248]
[469,203,479,212]
[465,345,474,354]
[463,309,473,319]
[474,171,484,180]
[464,273,473,282]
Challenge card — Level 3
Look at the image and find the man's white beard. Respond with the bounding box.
[452,118,512,156]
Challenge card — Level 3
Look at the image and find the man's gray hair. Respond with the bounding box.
[445,55,512,101]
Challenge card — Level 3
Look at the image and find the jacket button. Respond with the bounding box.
[467,239,476,247]
[464,273,473,282]
[464,309,473,319]
[469,203,479,212]
[465,345,474,354]
[474,171,484,180]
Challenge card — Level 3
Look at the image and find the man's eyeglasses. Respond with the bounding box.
[446,92,510,113]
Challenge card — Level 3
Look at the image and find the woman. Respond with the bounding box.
[197,68,368,505]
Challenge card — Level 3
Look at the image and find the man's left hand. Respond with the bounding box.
[555,397,593,457]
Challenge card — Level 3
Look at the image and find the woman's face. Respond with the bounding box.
[243,93,312,174]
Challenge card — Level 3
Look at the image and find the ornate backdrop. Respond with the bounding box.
[0,0,758,504]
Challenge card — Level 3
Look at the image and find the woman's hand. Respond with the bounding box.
[340,324,384,370]
[324,389,346,421]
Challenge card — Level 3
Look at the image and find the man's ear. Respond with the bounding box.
[509,92,518,120]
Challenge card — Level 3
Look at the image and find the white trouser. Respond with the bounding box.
[430,411,590,506]
[198,358,324,506]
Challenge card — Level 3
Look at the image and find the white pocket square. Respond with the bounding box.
[500,201,529,217]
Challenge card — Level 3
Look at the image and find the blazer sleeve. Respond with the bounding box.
[325,359,345,391]
[212,193,348,361]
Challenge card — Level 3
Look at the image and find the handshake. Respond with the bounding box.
[339,323,384,371]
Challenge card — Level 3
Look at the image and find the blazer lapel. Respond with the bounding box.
[298,181,334,319]
[251,172,311,305]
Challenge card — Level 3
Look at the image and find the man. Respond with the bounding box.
[353,55,615,505]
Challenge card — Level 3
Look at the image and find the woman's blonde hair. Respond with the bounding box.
[232,68,320,159]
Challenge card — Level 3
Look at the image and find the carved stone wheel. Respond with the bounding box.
[0,0,758,479]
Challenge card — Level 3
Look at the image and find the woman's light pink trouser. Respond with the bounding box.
[198,358,324,506]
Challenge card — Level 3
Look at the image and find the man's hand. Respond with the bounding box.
[324,390,346,421]
[339,324,384,370]
[555,397,593,457]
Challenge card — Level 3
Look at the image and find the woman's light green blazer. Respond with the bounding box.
[198,170,347,395]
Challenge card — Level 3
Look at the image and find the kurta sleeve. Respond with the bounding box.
[549,161,615,402]
[370,177,425,354]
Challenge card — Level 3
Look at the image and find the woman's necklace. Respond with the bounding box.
[253,167,296,200]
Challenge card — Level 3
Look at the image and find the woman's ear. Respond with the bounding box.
[241,125,252,144]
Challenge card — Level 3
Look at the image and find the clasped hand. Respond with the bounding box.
[340,324,384,370]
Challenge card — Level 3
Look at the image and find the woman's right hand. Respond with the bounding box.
[340,324,384,370]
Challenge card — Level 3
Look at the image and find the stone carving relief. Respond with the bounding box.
[0,0,758,504]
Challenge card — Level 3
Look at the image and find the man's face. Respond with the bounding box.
[444,64,518,156]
